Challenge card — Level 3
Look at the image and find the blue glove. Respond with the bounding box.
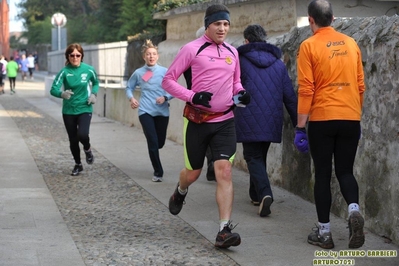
[238,90,250,105]
[294,127,309,153]
[192,92,213,108]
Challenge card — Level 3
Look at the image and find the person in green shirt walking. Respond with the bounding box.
[50,43,99,176]
[6,56,19,95]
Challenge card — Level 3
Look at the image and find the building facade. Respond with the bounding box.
[0,0,10,57]
[0,0,9,57]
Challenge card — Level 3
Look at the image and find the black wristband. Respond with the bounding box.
[295,126,306,132]
[164,96,168,102]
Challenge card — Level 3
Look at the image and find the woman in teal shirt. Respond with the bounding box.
[50,43,99,176]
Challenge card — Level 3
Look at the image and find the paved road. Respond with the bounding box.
[0,74,397,265]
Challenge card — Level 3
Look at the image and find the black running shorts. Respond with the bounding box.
[183,118,236,170]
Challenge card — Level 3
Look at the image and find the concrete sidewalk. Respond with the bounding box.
[0,75,398,266]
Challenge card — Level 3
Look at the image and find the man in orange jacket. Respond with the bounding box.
[294,0,365,250]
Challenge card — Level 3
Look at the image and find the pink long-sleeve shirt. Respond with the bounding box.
[162,35,244,122]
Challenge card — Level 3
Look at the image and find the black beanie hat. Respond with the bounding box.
[204,4,230,29]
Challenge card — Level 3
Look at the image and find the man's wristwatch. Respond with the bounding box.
[164,96,168,102]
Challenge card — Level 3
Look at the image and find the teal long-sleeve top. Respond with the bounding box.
[125,64,172,117]
[50,62,99,115]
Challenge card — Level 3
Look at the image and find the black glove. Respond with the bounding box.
[192,92,213,108]
[238,90,250,105]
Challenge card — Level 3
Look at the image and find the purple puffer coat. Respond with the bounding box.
[235,42,297,143]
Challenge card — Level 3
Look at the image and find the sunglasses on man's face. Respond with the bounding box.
[69,54,81,58]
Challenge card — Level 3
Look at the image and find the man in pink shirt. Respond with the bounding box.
[162,4,250,249]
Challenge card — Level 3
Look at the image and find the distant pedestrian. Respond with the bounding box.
[125,39,172,182]
[0,55,7,94]
[19,54,29,81]
[6,56,19,95]
[0,60,4,94]
[50,43,99,176]
[236,24,297,217]
[34,51,39,71]
[27,53,35,79]
[295,0,366,249]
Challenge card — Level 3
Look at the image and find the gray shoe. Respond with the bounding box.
[307,226,334,249]
[152,176,163,182]
[348,211,365,248]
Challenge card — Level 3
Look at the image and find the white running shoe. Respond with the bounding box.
[152,176,163,182]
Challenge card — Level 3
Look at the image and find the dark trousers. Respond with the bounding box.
[243,141,273,202]
[308,120,360,223]
[139,113,169,177]
[63,113,92,165]
[8,77,16,90]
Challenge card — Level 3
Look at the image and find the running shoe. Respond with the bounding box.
[152,176,163,182]
[84,149,94,164]
[259,195,272,217]
[168,183,187,215]
[307,226,334,249]
[71,164,83,176]
[215,221,241,248]
[348,211,365,248]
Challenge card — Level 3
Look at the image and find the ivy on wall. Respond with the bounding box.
[153,0,210,13]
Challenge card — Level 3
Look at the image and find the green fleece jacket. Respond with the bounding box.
[50,62,99,115]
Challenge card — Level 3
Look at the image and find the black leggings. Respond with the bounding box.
[63,113,92,165]
[9,77,16,89]
[139,113,169,177]
[308,120,360,223]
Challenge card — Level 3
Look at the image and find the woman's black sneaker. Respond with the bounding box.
[84,149,94,164]
[71,164,83,176]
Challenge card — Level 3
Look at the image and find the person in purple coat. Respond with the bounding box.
[235,24,297,217]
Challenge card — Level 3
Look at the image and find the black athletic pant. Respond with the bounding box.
[308,120,360,223]
[139,113,169,178]
[63,113,92,165]
[9,77,16,90]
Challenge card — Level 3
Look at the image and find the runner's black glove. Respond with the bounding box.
[238,90,250,105]
[192,92,213,108]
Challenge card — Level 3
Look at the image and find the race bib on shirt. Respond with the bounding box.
[142,70,153,82]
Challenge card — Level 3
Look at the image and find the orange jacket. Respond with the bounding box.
[297,27,365,121]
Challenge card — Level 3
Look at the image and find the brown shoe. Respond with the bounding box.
[215,221,241,248]
[348,211,365,248]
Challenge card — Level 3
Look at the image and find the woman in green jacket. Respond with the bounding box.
[50,43,99,176]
